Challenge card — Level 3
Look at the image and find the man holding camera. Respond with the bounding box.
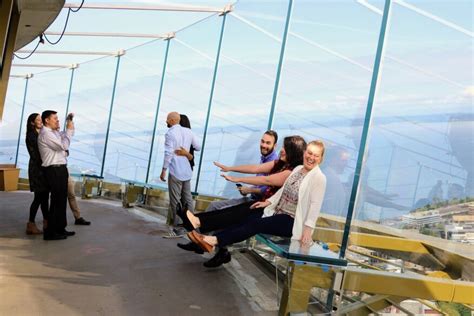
[37,110,75,240]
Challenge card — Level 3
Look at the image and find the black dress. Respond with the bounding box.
[26,131,49,192]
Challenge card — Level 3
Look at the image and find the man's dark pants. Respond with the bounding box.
[44,165,68,235]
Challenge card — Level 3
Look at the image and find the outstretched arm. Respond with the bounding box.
[214,160,277,174]
[222,169,291,187]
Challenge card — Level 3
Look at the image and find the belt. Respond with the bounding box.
[45,164,66,168]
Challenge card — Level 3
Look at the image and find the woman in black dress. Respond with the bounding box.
[25,113,49,234]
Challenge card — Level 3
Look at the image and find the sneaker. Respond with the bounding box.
[162,228,185,239]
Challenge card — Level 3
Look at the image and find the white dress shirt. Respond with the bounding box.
[37,126,74,167]
[163,124,201,181]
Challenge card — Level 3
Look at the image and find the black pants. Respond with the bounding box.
[216,213,294,248]
[29,191,49,222]
[196,201,264,233]
[43,165,68,234]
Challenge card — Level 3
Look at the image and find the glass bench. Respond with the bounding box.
[254,234,347,315]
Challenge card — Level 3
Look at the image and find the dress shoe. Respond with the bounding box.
[26,222,42,235]
[44,233,67,240]
[75,217,91,225]
[203,248,231,268]
[61,230,76,236]
[187,230,213,253]
[177,241,204,254]
[176,203,194,231]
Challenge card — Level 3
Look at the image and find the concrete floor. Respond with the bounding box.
[0,191,278,316]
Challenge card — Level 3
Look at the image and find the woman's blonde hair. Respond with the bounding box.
[308,140,325,164]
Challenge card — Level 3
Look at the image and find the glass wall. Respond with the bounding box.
[348,0,473,285]
[198,0,290,196]
[353,1,472,230]
[101,40,167,183]
[0,77,26,164]
[66,57,117,175]
[15,70,72,176]
[272,1,383,245]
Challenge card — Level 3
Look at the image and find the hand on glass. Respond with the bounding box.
[221,173,236,182]
[214,161,230,172]
[300,225,314,246]
[250,200,271,209]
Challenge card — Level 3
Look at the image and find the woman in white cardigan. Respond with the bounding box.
[188,140,327,255]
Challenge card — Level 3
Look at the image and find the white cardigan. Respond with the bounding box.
[263,165,327,240]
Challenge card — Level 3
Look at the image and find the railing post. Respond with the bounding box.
[14,74,32,166]
[145,36,173,184]
[63,65,78,129]
[100,50,125,178]
[339,0,393,259]
[266,0,294,130]
[194,7,231,193]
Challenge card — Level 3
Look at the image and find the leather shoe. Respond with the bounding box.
[44,233,67,240]
[177,241,204,254]
[61,230,76,236]
[176,203,194,231]
[75,217,91,225]
[187,230,213,253]
[203,248,231,268]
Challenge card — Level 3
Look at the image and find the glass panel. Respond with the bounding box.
[0,77,26,164]
[101,40,167,183]
[272,1,383,245]
[15,70,71,177]
[353,0,473,283]
[147,15,222,189]
[197,0,289,196]
[67,57,117,175]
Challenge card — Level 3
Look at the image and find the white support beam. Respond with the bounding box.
[63,2,227,13]
[16,50,116,56]
[44,31,169,39]
[12,64,71,68]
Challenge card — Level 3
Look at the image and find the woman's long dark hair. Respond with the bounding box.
[179,114,191,129]
[271,135,306,173]
[26,113,40,135]
[179,114,195,169]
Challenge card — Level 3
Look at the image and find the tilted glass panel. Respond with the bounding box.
[197,0,288,197]
[15,70,71,177]
[353,0,473,288]
[148,15,221,190]
[0,77,26,164]
[101,40,166,183]
[272,1,382,242]
[66,57,116,175]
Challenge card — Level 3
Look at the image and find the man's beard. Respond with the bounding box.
[260,147,272,155]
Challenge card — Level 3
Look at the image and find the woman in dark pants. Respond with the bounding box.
[25,113,49,234]
[187,141,327,267]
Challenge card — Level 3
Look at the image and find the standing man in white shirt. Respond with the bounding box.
[160,112,201,234]
[37,110,75,240]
